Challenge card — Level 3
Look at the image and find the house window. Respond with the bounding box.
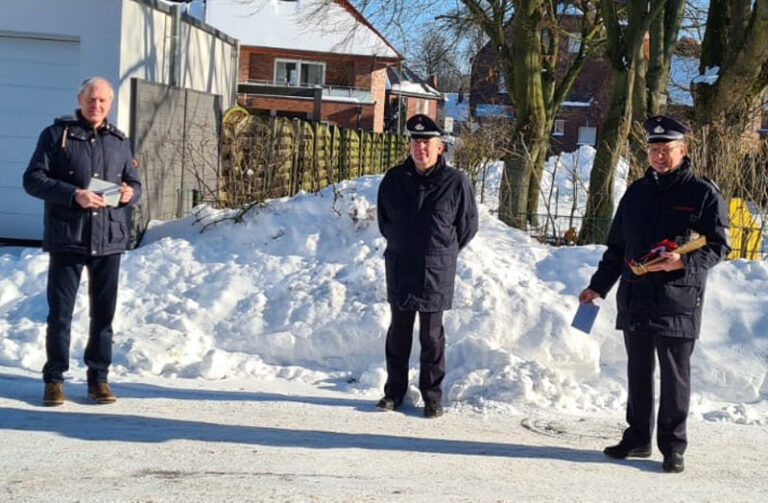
[497,72,507,94]
[553,119,565,137]
[577,126,597,145]
[274,59,325,86]
[567,34,581,54]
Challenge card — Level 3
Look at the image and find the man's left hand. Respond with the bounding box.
[645,251,684,272]
[119,183,134,204]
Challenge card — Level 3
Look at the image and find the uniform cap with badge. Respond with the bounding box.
[406,114,444,139]
[643,115,692,144]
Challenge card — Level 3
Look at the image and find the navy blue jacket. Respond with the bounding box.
[377,156,478,312]
[23,112,142,256]
[588,158,730,338]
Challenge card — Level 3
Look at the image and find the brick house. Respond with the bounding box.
[384,65,444,133]
[470,10,611,154]
[205,0,402,132]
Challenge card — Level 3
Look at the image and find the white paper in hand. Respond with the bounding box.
[87,178,121,207]
[571,302,599,334]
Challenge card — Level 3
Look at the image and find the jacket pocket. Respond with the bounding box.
[50,206,84,244]
[657,275,701,315]
[384,249,398,290]
[107,208,127,244]
[423,253,456,293]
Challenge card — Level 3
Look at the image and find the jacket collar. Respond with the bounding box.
[405,155,446,180]
[75,109,111,133]
[643,156,693,190]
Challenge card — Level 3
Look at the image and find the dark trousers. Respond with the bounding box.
[384,305,445,404]
[622,330,695,455]
[43,252,121,385]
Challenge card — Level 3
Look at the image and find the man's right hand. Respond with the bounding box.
[578,288,600,304]
[74,189,107,209]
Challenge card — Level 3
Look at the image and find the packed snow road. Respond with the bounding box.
[1,369,766,503]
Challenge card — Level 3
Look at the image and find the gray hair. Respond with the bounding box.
[77,77,114,99]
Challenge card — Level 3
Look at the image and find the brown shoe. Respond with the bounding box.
[88,382,117,404]
[43,382,65,406]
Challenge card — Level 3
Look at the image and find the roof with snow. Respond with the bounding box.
[386,66,442,100]
[204,0,401,59]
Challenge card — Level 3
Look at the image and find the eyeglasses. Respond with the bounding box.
[648,143,682,156]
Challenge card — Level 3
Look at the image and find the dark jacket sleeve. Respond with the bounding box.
[455,172,478,250]
[23,126,78,206]
[377,175,389,239]
[588,197,626,296]
[119,141,142,206]
[682,187,730,274]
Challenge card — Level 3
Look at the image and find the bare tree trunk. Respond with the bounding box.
[579,0,669,244]
[580,68,634,244]
[693,0,768,176]
[496,0,547,229]
[628,43,649,183]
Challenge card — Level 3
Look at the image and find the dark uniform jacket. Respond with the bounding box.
[23,111,142,256]
[588,158,730,339]
[377,155,478,312]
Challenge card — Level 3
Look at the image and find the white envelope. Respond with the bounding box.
[87,178,121,207]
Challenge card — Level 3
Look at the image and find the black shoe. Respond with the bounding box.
[375,396,402,411]
[423,402,444,418]
[603,442,652,459]
[662,452,685,473]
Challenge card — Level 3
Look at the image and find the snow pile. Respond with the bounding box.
[1,155,767,424]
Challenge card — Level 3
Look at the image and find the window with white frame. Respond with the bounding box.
[553,119,565,137]
[577,126,597,145]
[567,34,581,54]
[415,99,431,115]
[497,72,507,94]
[274,59,325,86]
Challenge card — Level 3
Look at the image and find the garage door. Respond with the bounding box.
[0,34,80,241]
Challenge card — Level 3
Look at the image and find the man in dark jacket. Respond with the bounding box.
[23,77,142,406]
[579,116,730,473]
[376,114,478,418]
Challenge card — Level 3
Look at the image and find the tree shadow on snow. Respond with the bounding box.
[0,374,659,472]
[0,405,661,470]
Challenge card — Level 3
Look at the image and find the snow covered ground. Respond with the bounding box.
[2,152,768,502]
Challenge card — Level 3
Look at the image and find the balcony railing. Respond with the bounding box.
[239,80,372,103]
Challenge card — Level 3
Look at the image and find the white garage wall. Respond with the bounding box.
[0,35,81,240]
[0,0,123,118]
[180,18,237,109]
[119,0,236,132]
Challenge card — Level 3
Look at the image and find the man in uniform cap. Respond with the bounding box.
[579,115,730,472]
[645,115,692,143]
[376,114,478,418]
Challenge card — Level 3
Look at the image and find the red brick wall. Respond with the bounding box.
[239,95,376,130]
[241,47,392,87]
[370,67,387,132]
[238,46,397,132]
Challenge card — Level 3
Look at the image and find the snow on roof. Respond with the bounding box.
[475,104,514,118]
[386,66,442,99]
[692,65,720,85]
[205,0,401,59]
[561,99,592,108]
